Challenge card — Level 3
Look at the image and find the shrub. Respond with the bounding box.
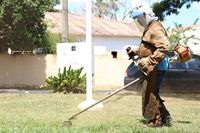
[40,65,87,94]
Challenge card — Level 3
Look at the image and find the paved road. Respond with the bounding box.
[0,89,51,94]
[0,89,118,94]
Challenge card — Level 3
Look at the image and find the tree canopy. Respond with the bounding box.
[152,0,200,21]
[49,0,61,12]
[1,0,200,53]
[167,19,200,50]
[0,0,59,53]
[91,0,200,22]
[92,0,122,20]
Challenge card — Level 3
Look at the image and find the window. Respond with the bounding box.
[187,58,200,69]
[128,62,138,70]
[71,46,76,51]
[180,56,200,69]
[169,62,181,69]
[111,51,117,58]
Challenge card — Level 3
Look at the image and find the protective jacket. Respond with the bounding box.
[138,21,170,126]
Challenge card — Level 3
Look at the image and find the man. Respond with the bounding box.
[127,8,172,127]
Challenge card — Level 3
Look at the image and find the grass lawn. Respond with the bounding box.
[0,91,200,133]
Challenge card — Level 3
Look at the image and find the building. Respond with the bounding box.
[182,24,200,54]
[0,12,142,90]
[45,12,142,58]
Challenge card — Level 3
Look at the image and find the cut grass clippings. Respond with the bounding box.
[0,91,200,133]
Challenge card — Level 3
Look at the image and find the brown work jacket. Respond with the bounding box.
[139,21,170,65]
[139,21,170,120]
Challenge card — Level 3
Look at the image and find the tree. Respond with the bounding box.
[42,32,82,54]
[107,0,121,20]
[92,0,110,18]
[152,0,200,21]
[0,0,54,53]
[48,0,61,12]
[92,0,122,20]
[120,0,138,21]
[167,19,200,51]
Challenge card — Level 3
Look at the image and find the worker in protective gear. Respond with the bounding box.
[126,8,172,127]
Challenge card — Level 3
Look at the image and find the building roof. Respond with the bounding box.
[44,12,142,37]
[182,24,200,29]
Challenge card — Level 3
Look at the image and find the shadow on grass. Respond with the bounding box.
[139,119,147,124]
[138,119,174,127]
[97,91,140,104]
[119,89,200,102]
[176,120,192,124]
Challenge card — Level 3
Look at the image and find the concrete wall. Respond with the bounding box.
[0,54,57,89]
[0,52,131,90]
[94,51,131,89]
[0,36,141,90]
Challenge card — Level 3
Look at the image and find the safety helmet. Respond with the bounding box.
[131,0,157,32]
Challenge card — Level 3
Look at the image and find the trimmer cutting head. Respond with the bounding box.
[63,120,72,126]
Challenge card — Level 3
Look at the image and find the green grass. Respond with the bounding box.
[0,91,200,133]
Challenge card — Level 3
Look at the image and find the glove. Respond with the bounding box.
[138,57,151,75]
[126,47,137,60]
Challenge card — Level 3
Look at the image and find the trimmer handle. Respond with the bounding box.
[126,47,147,76]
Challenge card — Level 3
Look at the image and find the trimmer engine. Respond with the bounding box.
[169,44,193,64]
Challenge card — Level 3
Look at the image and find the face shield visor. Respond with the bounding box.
[132,12,146,32]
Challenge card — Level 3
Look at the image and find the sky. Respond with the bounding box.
[55,0,200,28]
[164,2,200,28]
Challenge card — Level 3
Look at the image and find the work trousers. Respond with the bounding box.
[141,66,170,126]
[156,70,166,98]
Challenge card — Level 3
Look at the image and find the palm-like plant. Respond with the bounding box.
[92,0,122,20]
[92,0,110,18]
[108,0,120,20]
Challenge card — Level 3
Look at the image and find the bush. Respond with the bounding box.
[40,65,87,94]
[41,32,83,54]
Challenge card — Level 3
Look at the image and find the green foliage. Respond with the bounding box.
[92,0,121,20]
[41,32,82,54]
[42,32,62,54]
[0,0,54,53]
[40,32,82,54]
[48,0,61,12]
[152,0,200,21]
[40,65,87,94]
[68,34,82,43]
[167,19,200,51]
[40,20,81,54]
[92,0,110,18]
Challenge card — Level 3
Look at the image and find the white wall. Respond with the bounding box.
[92,36,141,58]
[185,27,200,44]
[184,26,200,54]
[57,43,89,73]
[189,44,200,54]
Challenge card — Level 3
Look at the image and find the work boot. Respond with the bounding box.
[142,121,162,128]
[166,115,172,122]
[142,115,163,128]
[165,115,172,126]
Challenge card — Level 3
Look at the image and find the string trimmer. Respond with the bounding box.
[63,75,143,126]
